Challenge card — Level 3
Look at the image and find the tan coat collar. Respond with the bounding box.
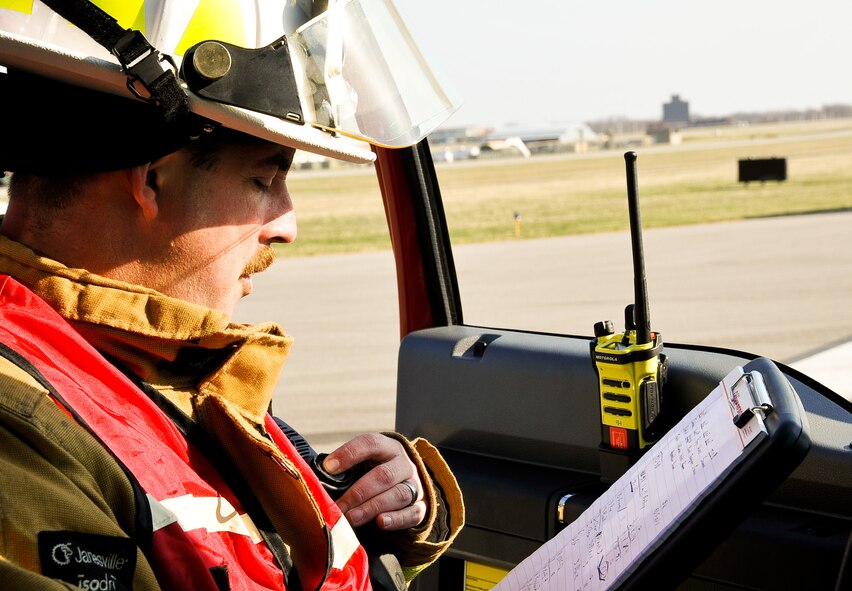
[0,233,292,424]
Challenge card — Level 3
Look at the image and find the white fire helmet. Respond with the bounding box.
[0,0,462,166]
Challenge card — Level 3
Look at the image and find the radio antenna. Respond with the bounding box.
[624,151,651,345]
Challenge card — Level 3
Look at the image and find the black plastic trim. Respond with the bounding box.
[401,141,463,326]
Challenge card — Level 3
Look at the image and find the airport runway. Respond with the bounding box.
[233,210,852,451]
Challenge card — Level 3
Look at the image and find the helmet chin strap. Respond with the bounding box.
[37,0,190,124]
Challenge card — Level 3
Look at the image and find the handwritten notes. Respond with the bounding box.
[493,367,767,591]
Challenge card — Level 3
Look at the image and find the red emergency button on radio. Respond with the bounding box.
[609,427,629,449]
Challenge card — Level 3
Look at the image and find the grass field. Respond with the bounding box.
[281,119,852,257]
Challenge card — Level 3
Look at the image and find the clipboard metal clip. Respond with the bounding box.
[729,371,774,428]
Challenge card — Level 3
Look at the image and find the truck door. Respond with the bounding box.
[378,144,852,591]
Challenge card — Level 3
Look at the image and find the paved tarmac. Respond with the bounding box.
[233,210,852,451]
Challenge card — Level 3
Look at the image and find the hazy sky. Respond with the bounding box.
[399,0,852,128]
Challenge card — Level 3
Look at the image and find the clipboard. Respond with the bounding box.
[492,357,811,591]
[617,356,811,590]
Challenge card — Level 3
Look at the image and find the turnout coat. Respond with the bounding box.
[0,234,463,590]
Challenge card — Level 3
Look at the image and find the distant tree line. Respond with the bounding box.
[588,103,852,134]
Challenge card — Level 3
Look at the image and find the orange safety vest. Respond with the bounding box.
[0,274,373,591]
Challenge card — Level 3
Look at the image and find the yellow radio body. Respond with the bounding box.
[592,328,666,451]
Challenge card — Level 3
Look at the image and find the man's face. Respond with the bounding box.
[142,140,297,315]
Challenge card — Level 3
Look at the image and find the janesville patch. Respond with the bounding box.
[38,531,136,591]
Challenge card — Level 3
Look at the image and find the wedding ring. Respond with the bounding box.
[400,479,418,507]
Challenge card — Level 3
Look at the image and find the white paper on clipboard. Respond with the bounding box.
[492,366,768,591]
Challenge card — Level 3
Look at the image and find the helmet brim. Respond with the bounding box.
[0,31,377,165]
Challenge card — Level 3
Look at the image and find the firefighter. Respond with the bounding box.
[0,1,463,589]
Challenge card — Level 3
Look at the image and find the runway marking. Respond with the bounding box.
[789,340,852,402]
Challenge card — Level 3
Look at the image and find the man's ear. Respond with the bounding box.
[129,162,158,220]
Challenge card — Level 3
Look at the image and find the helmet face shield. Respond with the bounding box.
[289,0,461,147]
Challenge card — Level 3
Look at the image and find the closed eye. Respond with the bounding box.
[252,148,295,191]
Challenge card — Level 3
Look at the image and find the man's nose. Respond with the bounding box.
[262,206,297,244]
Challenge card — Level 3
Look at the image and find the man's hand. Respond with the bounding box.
[322,433,426,531]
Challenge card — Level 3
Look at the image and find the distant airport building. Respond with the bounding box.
[646,123,682,145]
[486,123,599,153]
[428,122,602,161]
[663,94,690,124]
[426,126,491,162]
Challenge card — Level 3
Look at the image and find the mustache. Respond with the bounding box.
[242,245,276,277]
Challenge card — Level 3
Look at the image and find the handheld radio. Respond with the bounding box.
[592,151,668,458]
